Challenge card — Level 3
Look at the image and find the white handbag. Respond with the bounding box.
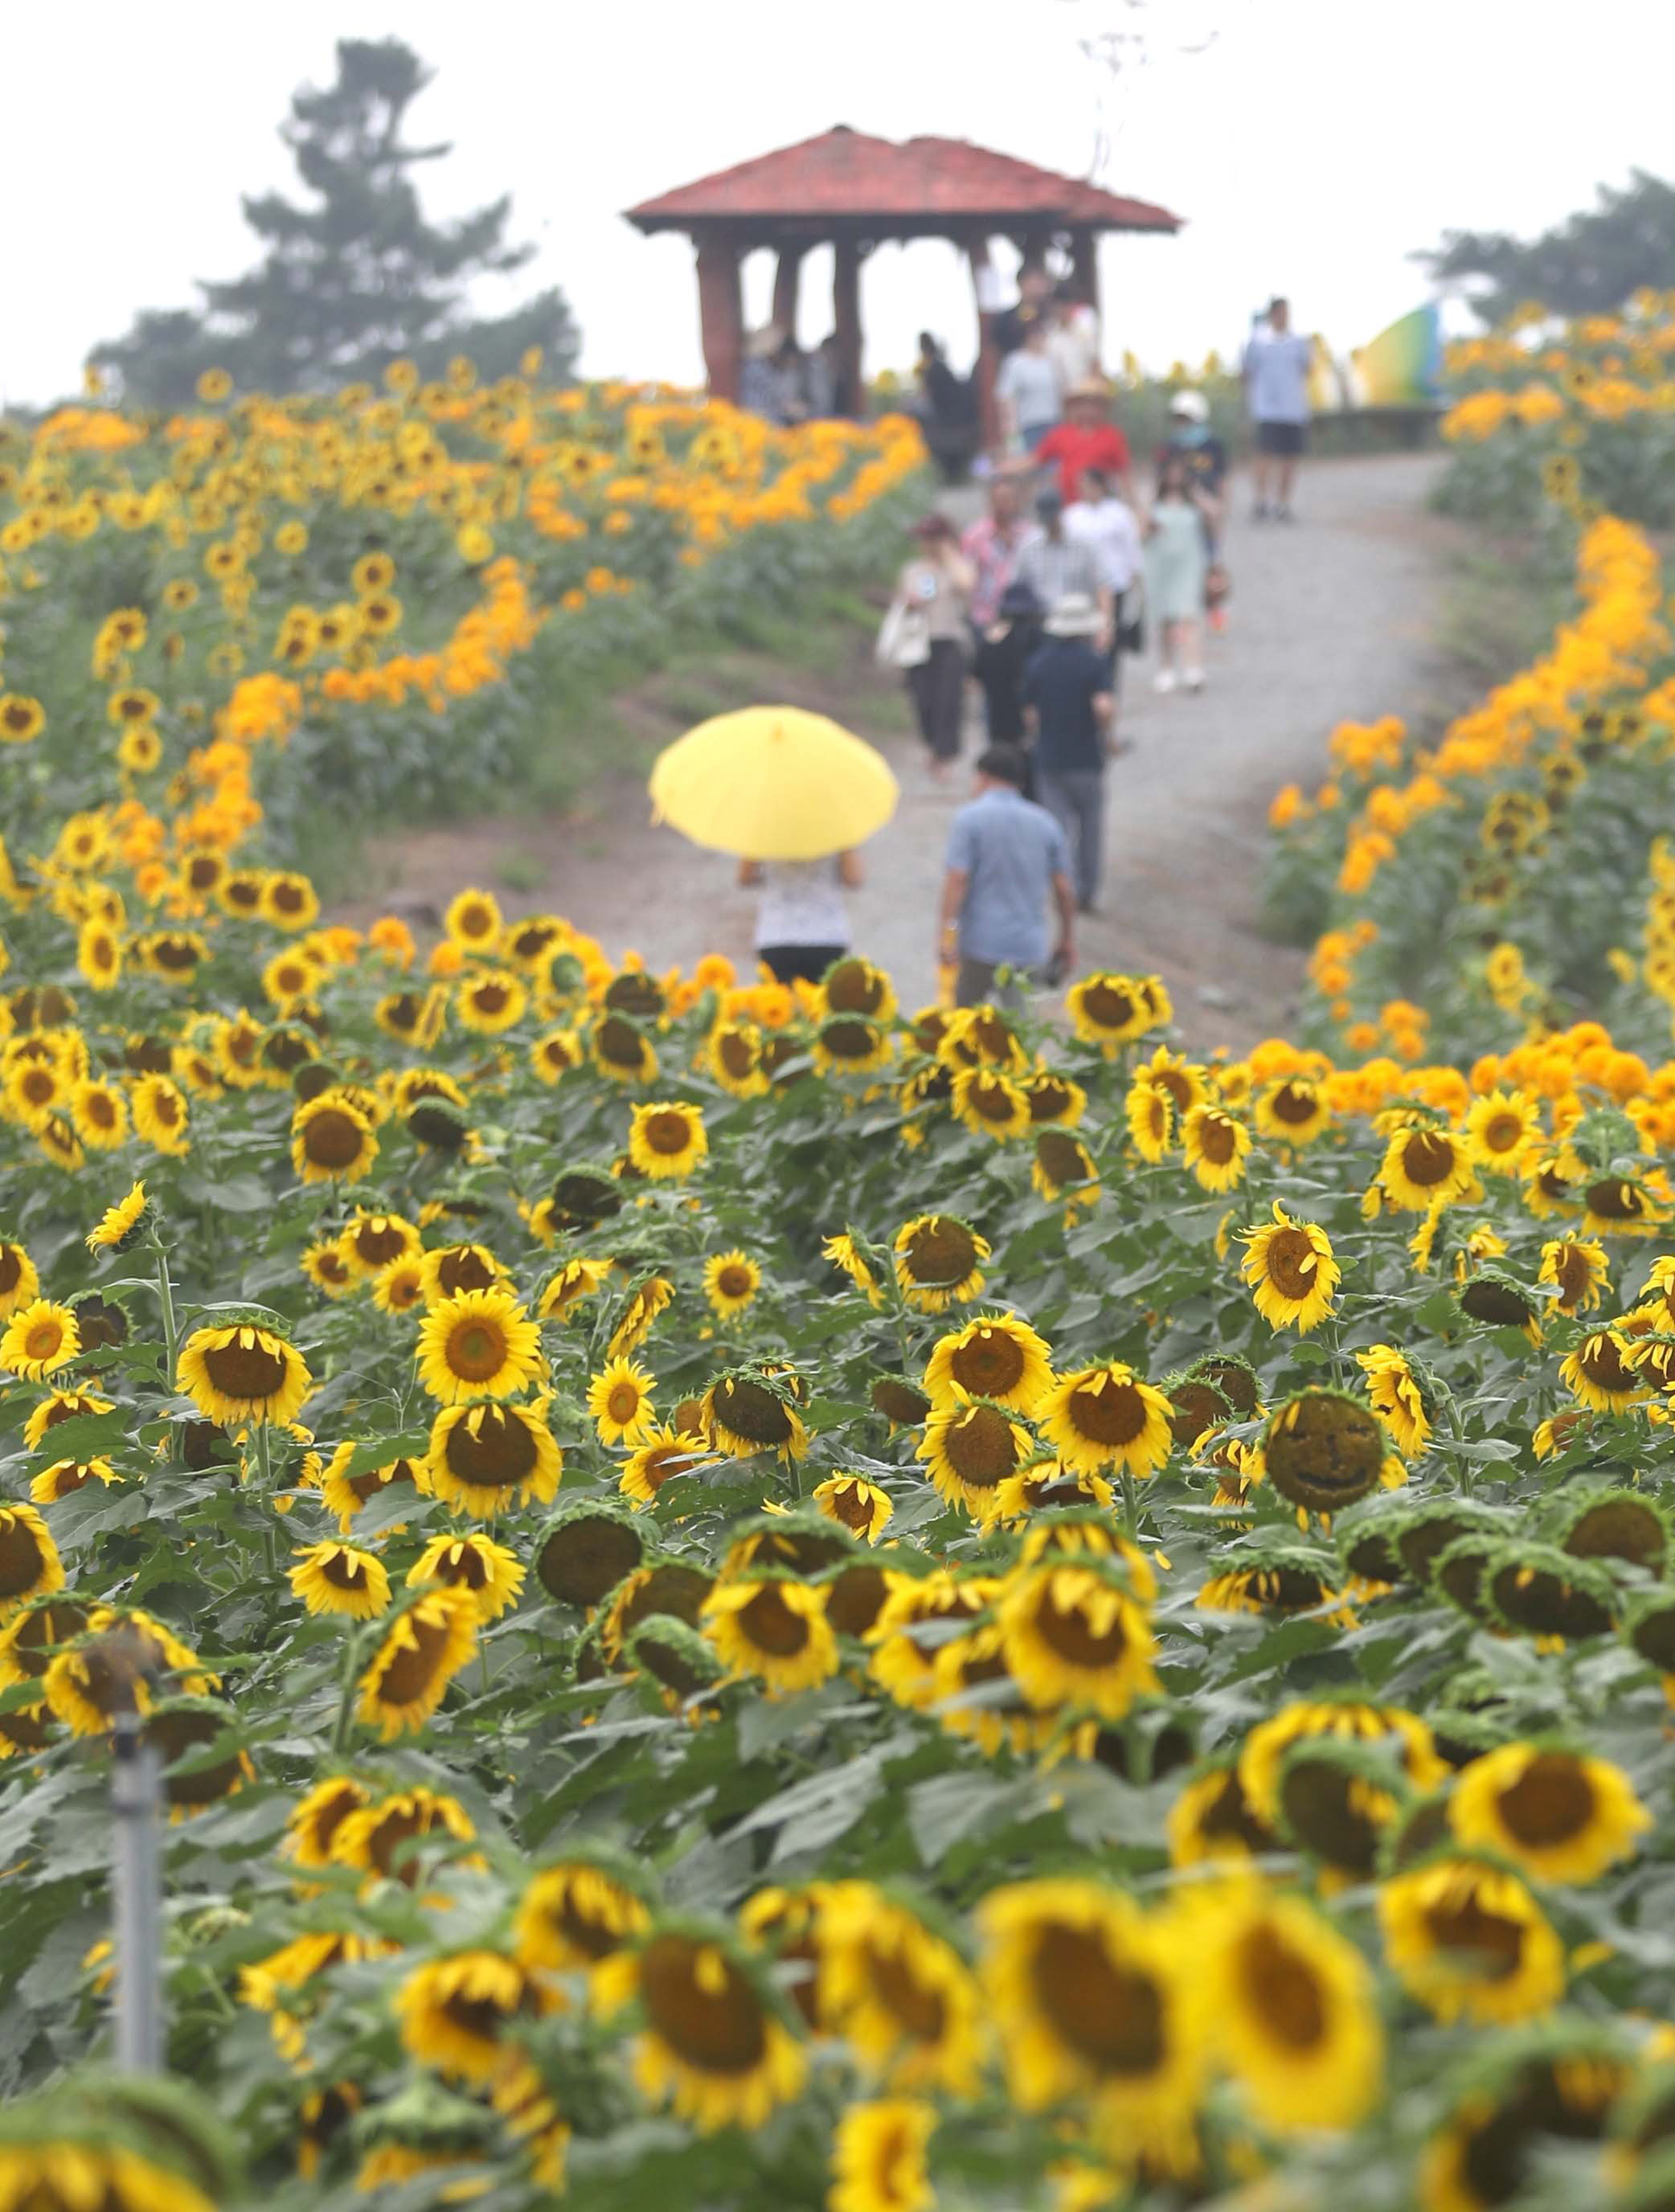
[875,597,932,670]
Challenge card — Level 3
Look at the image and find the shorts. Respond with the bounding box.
[1255,420,1307,458]
[757,944,847,986]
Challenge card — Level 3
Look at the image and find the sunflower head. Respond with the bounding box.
[535,1499,649,1611]
[1263,1390,1391,1516]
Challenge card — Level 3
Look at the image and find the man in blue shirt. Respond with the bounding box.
[938,746,1077,1006]
[1241,296,1313,520]
[1021,593,1116,913]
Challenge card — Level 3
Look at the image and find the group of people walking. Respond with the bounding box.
[739,289,1316,1007]
[882,379,1230,907]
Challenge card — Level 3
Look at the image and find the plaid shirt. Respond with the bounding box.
[961,515,1043,628]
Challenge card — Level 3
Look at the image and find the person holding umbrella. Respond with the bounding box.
[737,850,862,985]
[648,705,899,985]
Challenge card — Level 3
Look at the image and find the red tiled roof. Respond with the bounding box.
[625,126,1181,236]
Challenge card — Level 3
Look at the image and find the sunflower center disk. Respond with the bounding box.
[948,1407,1022,1488]
[1424,1895,1526,1982]
[740,1589,811,1657]
[952,1336,1025,1397]
[1068,1381,1148,1449]
[1034,1924,1166,2074]
[1264,1229,1322,1301]
[1497,1757,1594,1845]
[203,1337,289,1399]
[642,1938,767,2074]
[378,1617,455,1705]
[1240,1925,1326,2050]
[448,1324,506,1382]
[304,1111,366,1168]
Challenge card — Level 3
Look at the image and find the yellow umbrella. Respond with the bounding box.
[648,705,899,862]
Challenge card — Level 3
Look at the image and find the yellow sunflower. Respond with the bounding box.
[1540,1236,1609,1316]
[1253,1074,1331,1147]
[395,1948,560,2084]
[536,1256,612,1321]
[426,1400,563,1518]
[289,1542,391,1620]
[977,1880,1202,2167]
[407,1533,526,1622]
[1463,1089,1543,1175]
[828,2099,936,2212]
[130,1073,190,1155]
[455,968,529,1036]
[892,1214,991,1313]
[0,1503,66,1615]
[588,1357,658,1448]
[301,1239,356,1299]
[68,1079,128,1151]
[42,1606,216,1735]
[0,1242,39,1317]
[949,1065,1032,1141]
[1356,1342,1433,1456]
[1204,1886,1382,2132]
[922,1313,1052,1412]
[702,1577,839,1698]
[817,1885,983,2094]
[916,1399,1035,1522]
[627,1100,709,1181]
[371,1256,428,1316]
[698,1371,809,1463]
[1448,1743,1649,1884]
[1377,1856,1565,2025]
[1035,1362,1174,1478]
[0,1300,80,1382]
[355,1588,479,1739]
[822,1231,883,1305]
[1559,1328,1643,1413]
[702,1251,760,1320]
[444,886,502,953]
[291,1092,379,1186]
[1182,1102,1251,1191]
[592,1930,806,2132]
[997,1559,1159,1718]
[619,1424,711,1509]
[514,1862,650,1975]
[416,1287,543,1406]
[177,1323,312,1427]
[1380,1122,1480,1212]
[1239,1202,1340,1333]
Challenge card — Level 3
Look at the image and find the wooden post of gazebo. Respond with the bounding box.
[772,247,804,338]
[833,239,862,419]
[627,127,1180,426]
[694,234,744,403]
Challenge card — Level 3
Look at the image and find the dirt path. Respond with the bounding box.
[354,453,1456,1050]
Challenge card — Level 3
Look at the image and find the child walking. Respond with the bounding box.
[1144,451,1221,694]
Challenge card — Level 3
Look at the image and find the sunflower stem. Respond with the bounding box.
[330,1630,362,1754]
[154,1249,179,1386]
[1121,1471,1141,1541]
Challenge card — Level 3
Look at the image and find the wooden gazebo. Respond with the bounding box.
[625,126,1182,443]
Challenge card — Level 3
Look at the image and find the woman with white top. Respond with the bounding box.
[1063,465,1141,671]
[994,322,1063,458]
[737,852,862,985]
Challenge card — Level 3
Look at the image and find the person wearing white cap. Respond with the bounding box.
[1020,594,1117,913]
[1157,388,1228,502]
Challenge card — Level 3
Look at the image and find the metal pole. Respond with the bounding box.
[112,1710,164,2071]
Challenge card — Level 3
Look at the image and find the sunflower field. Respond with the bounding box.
[1262,506,1675,1071]
[1434,295,1675,530]
[0,363,925,876]
[11,359,1675,2212]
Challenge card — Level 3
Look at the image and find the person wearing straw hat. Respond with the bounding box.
[739,326,806,427]
[1021,593,1116,914]
[1033,378,1136,509]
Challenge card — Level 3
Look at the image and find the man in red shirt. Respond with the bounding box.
[1034,380,1136,508]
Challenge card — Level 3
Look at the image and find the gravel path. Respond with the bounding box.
[361,453,1453,1051]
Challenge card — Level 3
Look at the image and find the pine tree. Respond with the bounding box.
[92,39,577,407]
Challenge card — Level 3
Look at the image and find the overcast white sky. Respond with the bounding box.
[8,0,1675,405]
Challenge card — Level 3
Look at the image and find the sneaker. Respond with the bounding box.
[1275,506,1295,522]
[1252,502,1271,521]
[1152,667,1177,695]
[1183,668,1206,693]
